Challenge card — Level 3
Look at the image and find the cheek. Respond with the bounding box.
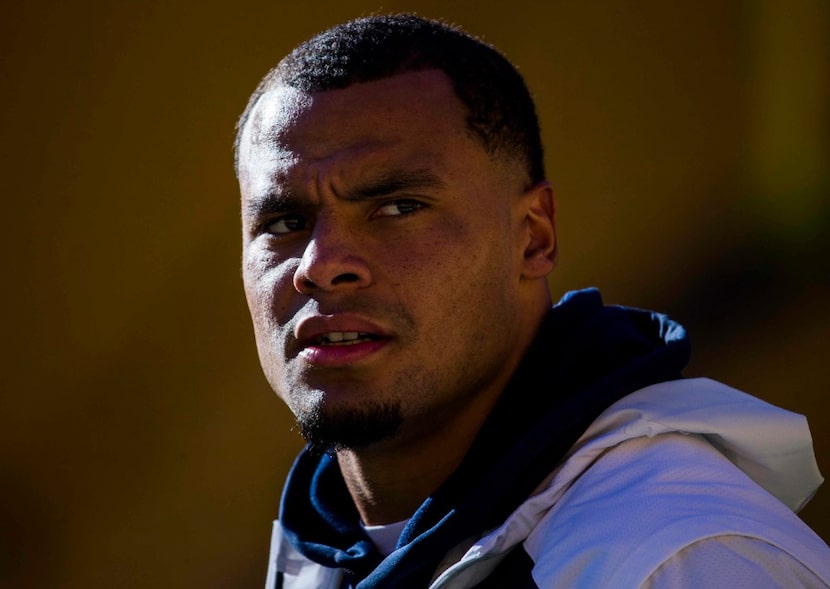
[243,253,299,329]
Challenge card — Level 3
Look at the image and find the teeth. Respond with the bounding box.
[320,332,364,345]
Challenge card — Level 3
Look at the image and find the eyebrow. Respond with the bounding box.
[352,168,448,199]
[244,190,295,219]
[244,168,448,219]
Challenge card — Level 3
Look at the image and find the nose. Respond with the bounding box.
[292,216,372,294]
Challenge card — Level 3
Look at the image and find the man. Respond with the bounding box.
[234,13,830,588]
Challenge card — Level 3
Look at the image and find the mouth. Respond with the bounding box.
[314,332,380,346]
[298,328,388,367]
[294,314,391,365]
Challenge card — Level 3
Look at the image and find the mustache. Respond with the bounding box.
[292,297,413,328]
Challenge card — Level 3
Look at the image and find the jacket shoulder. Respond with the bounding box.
[524,431,830,587]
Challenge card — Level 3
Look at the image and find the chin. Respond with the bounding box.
[298,400,404,454]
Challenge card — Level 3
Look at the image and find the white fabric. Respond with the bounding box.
[520,433,829,588]
[265,378,830,588]
[362,518,409,556]
[644,535,829,588]
[265,523,344,589]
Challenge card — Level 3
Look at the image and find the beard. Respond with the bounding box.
[297,399,404,455]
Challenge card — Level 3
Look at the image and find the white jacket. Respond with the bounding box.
[266,378,830,588]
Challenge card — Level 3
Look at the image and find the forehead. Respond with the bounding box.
[237,71,475,184]
[243,84,313,157]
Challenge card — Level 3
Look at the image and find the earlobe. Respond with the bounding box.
[521,181,557,279]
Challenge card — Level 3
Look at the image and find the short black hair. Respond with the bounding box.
[234,13,545,184]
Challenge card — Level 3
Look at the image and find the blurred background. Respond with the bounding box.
[2,0,828,587]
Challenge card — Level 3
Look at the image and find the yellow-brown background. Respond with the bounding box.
[2,1,828,587]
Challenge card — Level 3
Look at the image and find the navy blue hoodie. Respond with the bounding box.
[278,288,691,588]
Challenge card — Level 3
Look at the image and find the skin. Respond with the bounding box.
[238,69,557,525]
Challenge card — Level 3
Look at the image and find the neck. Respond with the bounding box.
[336,433,465,525]
[337,373,503,524]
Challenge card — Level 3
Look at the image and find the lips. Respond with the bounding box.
[295,315,390,365]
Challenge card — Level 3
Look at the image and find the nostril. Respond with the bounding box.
[331,273,361,286]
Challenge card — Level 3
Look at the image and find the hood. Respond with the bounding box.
[278,287,691,587]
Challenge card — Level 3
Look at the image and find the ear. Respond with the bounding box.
[520,181,557,279]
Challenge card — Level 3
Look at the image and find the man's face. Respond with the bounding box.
[238,70,534,452]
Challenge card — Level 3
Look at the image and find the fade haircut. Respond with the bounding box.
[234,13,545,184]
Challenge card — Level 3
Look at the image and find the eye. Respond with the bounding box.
[264,213,309,235]
[374,199,426,218]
